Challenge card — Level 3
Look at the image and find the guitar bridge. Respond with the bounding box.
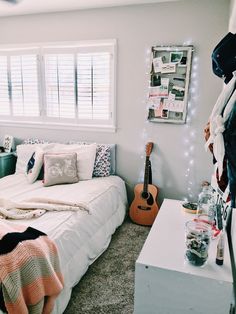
[137,205,151,211]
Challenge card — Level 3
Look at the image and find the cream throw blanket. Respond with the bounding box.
[205,71,236,178]
[0,197,90,219]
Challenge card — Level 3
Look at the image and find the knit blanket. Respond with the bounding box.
[0,222,64,314]
[0,197,90,220]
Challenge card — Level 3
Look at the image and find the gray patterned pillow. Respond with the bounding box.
[68,141,112,177]
[23,138,48,144]
[43,153,79,187]
[93,144,111,177]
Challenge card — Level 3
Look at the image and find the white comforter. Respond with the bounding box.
[0,174,127,313]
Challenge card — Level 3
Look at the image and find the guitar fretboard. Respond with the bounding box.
[143,156,150,193]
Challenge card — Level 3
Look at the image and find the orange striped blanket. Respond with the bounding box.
[0,222,64,314]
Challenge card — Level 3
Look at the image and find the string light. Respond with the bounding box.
[189,159,194,165]
[190,108,196,116]
[142,41,199,202]
[183,39,192,45]
[182,47,199,202]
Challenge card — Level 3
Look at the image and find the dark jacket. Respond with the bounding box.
[224,96,236,207]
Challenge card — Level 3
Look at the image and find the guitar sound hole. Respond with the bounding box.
[141,192,149,200]
[141,192,154,205]
[147,194,154,206]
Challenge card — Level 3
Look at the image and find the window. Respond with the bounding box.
[0,40,116,131]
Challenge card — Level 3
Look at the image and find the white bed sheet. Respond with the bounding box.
[0,174,127,314]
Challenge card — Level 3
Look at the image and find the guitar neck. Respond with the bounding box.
[143,156,150,193]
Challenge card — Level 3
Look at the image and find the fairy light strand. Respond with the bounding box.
[140,43,199,201]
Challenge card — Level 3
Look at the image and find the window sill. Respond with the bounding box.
[0,120,116,133]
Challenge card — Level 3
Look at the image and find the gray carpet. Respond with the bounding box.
[64,217,151,314]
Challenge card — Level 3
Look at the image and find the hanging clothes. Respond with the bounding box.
[205,73,236,178]
[224,92,236,207]
[205,32,236,207]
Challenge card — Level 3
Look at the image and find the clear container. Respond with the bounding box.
[197,185,213,215]
[185,220,211,266]
[197,185,216,225]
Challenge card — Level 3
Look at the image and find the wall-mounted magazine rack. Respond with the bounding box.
[147,45,193,124]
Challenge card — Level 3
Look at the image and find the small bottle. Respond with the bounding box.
[216,231,225,266]
[197,184,213,216]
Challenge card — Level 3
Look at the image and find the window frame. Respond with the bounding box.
[0,39,117,132]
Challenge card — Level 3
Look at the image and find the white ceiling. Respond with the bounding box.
[0,0,179,17]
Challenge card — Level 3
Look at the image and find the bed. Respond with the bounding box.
[0,142,128,314]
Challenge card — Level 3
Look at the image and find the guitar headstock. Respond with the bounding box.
[145,142,153,157]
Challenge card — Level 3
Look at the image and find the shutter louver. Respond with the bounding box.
[77,52,110,120]
[10,54,39,117]
[45,54,76,119]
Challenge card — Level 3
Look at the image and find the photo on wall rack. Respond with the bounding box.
[148,45,193,124]
[170,51,183,63]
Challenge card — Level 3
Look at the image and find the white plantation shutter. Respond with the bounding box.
[0,40,116,130]
[0,50,40,118]
[44,53,76,119]
[10,54,39,117]
[0,56,10,115]
[77,52,110,120]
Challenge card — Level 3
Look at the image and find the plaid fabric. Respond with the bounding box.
[0,222,64,314]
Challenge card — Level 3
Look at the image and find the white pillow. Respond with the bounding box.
[26,147,44,183]
[50,143,97,180]
[15,144,42,174]
[75,144,97,180]
[15,143,57,174]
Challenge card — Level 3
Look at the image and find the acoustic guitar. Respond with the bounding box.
[129,142,159,226]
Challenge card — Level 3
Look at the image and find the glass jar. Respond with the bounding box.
[197,185,213,215]
[197,185,216,226]
[185,220,211,266]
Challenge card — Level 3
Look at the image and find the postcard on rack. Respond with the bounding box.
[147,97,161,109]
[163,98,170,110]
[171,85,185,98]
[169,51,183,63]
[149,86,168,98]
[161,63,176,74]
[154,99,164,117]
[171,100,185,112]
[153,57,163,73]
[161,77,169,88]
[161,109,169,118]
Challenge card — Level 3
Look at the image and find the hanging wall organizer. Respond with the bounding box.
[147,45,193,124]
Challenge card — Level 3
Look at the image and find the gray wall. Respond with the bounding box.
[0,0,230,204]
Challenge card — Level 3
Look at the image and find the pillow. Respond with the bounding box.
[15,143,57,174]
[26,147,44,183]
[15,144,44,174]
[93,144,111,177]
[43,153,79,187]
[48,143,97,180]
[23,138,48,145]
[68,141,115,176]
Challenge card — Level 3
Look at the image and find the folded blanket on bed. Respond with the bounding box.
[0,197,90,220]
[0,222,64,314]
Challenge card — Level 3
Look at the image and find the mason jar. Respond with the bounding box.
[185,220,211,266]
